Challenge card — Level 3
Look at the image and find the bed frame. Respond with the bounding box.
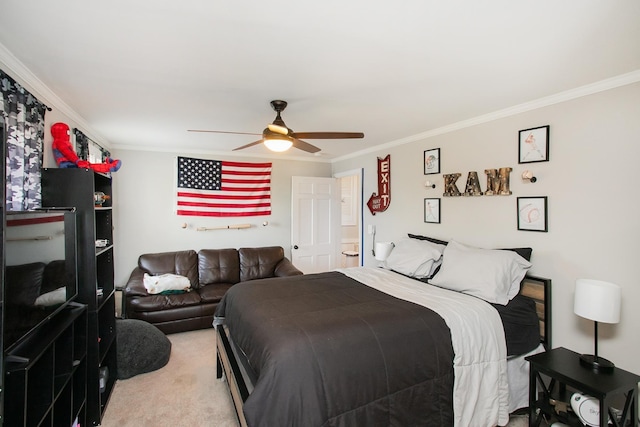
[215,274,552,427]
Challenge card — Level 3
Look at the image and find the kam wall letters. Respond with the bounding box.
[443,167,512,197]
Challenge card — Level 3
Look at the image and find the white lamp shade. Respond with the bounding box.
[263,137,293,152]
[375,242,394,261]
[574,279,621,324]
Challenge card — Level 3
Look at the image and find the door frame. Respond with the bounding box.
[334,168,364,267]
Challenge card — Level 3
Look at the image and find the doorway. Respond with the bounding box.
[335,169,363,268]
[291,176,341,273]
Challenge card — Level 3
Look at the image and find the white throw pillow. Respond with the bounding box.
[143,273,191,294]
[429,240,532,305]
[384,238,445,278]
[34,286,67,307]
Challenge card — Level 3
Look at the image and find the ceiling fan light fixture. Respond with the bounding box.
[267,123,289,135]
[264,136,293,152]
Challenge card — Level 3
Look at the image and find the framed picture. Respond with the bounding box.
[517,196,548,232]
[518,125,549,163]
[424,148,440,175]
[424,198,441,223]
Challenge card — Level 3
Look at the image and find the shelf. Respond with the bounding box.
[96,244,114,256]
[41,168,117,426]
[4,304,88,427]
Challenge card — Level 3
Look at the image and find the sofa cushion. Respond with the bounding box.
[6,262,45,306]
[138,250,199,289]
[198,249,240,285]
[239,246,286,282]
[199,282,234,304]
[128,291,202,312]
[41,260,67,294]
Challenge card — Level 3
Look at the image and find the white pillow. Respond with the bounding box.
[34,286,67,307]
[384,238,445,278]
[143,273,191,294]
[429,240,532,305]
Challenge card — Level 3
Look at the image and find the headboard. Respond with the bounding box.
[520,275,552,350]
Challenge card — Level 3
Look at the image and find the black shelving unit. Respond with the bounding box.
[42,168,117,426]
[4,303,87,427]
[1,121,6,425]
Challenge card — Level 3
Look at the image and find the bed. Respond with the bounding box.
[214,238,551,427]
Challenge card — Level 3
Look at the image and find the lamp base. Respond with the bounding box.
[579,354,615,373]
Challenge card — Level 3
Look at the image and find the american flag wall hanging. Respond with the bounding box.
[176,156,272,217]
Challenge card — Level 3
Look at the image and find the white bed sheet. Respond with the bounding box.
[338,266,510,427]
[507,343,545,412]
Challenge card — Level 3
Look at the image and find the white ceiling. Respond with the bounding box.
[1,1,639,161]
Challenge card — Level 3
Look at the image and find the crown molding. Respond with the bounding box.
[332,70,640,163]
[0,42,109,146]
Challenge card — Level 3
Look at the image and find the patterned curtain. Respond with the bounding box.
[1,69,48,211]
[73,127,89,161]
[74,127,110,162]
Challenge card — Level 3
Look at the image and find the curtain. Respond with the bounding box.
[73,127,89,161]
[1,69,48,211]
[74,127,111,162]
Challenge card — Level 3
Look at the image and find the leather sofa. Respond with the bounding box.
[123,246,302,334]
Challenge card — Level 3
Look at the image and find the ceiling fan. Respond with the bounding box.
[188,100,364,153]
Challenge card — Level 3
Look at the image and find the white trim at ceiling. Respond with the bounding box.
[0,41,109,147]
[331,69,640,163]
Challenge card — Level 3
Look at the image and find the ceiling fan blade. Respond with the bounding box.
[233,139,264,151]
[291,131,364,139]
[188,129,261,136]
[291,138,321,153]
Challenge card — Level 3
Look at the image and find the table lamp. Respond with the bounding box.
[374,242,394,262]
[573,279,621,373]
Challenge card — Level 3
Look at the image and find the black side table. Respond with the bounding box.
[526,347,640,427]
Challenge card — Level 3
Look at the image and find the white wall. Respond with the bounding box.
[110,149,331,286]
[333,82,640,374]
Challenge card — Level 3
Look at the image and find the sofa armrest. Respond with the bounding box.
[124,267,149,297]
[274,257,303,277]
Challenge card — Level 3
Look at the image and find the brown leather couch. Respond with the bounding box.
[123,246,302,334]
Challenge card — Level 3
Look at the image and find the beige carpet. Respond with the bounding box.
[101,329,238,427]
[101,328,528,427]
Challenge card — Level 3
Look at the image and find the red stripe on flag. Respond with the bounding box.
[221,178,271,184]
[177,191,268,200]
[178,201,271,209]
[176,210,272,217]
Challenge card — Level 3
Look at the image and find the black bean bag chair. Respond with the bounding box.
[116,319,171,379]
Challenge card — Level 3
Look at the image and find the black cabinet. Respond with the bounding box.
[1,121,5,425]
[42,168,117,426]
[527,347,640,427]
[4,303,87,427]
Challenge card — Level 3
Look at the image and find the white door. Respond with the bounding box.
[291,176,340,274]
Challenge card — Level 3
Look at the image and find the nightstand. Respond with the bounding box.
[526,347,640,427]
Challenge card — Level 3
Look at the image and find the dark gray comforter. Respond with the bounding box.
[215,271,455,427]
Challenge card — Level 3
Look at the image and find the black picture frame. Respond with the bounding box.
[519,125,549,163]
[424,198,441,223]
[424,148,440,175]
[517,196,548,232]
